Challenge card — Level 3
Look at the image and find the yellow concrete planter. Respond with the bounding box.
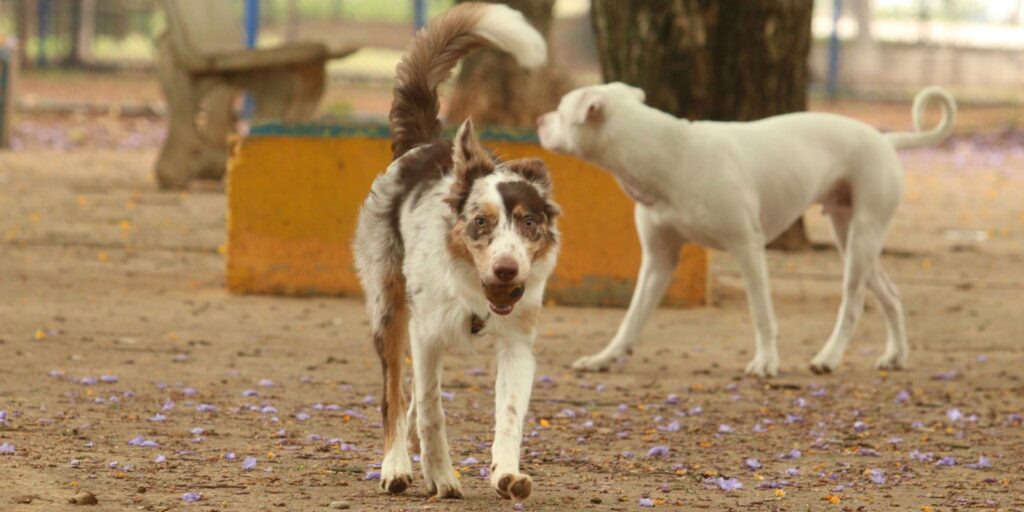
[227,124,708,307]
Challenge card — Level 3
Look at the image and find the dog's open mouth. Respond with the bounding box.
[483,283,526,316]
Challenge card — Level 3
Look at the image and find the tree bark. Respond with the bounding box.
[447,0,568,129]
[591,0,814,251]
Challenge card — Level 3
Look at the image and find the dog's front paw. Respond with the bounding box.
[380,455,414,494]
[745,354,779,378]
[572,351,618,372]
[424,469,463,500]
[809,348,843,374]
[875,350,908,371]
[493,472,532,502]
[380,471,413,495]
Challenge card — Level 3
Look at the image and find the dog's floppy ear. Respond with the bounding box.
[505,158,552,190]
[505,158,561,219]
[446,118,495,213]
[574,91,604,125]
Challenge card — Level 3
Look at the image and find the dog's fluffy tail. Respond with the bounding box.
[389,2,547,160]
[885,86,957,149]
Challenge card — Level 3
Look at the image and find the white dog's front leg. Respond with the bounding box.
[733,241,780,377]
[573,206,682,371]
[410,322,462,499]
[490,331,536,501]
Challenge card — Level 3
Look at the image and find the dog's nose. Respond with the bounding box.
[493,260,519,282]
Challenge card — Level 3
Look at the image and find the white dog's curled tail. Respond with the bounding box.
[389,2,547,159]
[885,86,957,149]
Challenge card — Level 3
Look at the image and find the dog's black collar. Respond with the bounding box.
[470,313,489,335]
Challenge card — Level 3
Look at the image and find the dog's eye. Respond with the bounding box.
[523,217,537,229]
[474,216,488,228]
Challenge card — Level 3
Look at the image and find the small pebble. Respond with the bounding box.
[68,490,98,505]
[329,500,351,509]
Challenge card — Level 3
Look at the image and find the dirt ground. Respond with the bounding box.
[3,79,1024,510]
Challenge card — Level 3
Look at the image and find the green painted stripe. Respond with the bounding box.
[248,121,540,143]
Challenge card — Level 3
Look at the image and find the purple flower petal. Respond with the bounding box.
[363,470,381,480]
[756,480,789,489]
[778,449,801,460]
[295,412,311,421]
[99,374,119,383]
[910,450,934,462]
[224,452,237,460]
[460,457,479,465]
[895,389,911,404]
[258,379,274,387]
[658,420,681,432]
[479,467,490,478]
[242,389,258,397]
[196,403,217,412]
[853,421,869,432]
[155,454,167,464]
[935,456,956,467]
[868,468,886,484]
[242,456,257,470]
[665,394,679,404]
[182,492,201,502]
[932,369,960,381]
[0,442,15,454]
[440,391,455,401]
[705,476,743,491]
[718,424,734,434]
[946,408,964,422]
[744,458,761,470]
[858,447,880,457]
[647,446,669,458]
[785,467,800,476]
[638,497,655,507]
[966,456,992,469]
[148,413,167,422]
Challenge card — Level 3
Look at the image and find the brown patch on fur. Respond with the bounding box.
[390,4,488,159]
[373,274,409,466]
[445,119,496,214]
[497,180,560,262]
[447,201,499,266]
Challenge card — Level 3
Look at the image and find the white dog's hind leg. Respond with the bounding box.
[869,266,909,370]
[573,206,682,371]
[410,323,462,499]
[733,240,780,377]
[490,331,536,501]
[811,218,881,373]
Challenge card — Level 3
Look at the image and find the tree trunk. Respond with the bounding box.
[591,0,814,251]
[16,0,34,68]
[447,0,568,129]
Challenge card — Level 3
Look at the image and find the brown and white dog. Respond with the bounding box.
[353,3,559,501]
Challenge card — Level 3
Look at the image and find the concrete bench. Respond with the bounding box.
[155,0,358,189]
[226,123,709,308]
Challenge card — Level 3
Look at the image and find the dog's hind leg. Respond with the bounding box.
[869,264,908,370]
[411,321,462,499]
[572,206,683,372]
[811,215,884,373]
[733,240,781,378]
[374,277,414,494]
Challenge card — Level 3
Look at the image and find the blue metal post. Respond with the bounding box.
[826,0,843,100]
[413,0,427,31]
[37,0,52,68]
[243,0,260,119]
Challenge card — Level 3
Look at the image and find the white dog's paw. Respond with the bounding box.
[809,348,843,374]
[492,472,532,502]
[571,350,621,372]
[423,466,463,499]
[379,454,414,494]
[745,353,779,378]
[875,350,908,371]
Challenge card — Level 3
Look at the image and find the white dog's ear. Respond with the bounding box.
[575,92,604,125]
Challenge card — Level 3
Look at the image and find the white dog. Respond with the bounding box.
[354,3,558,501]
[538,82,955,377]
